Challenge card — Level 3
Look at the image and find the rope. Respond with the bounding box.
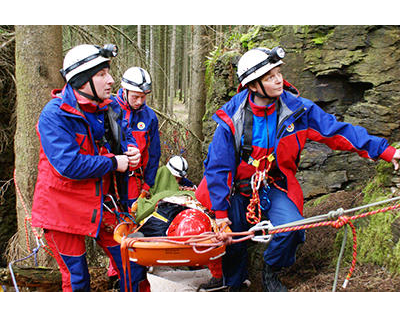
[10,169,56,291]
[246,154,288,225]
[13,169,54,259]
[120,198,400,291]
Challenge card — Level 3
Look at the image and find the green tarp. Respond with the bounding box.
[135,166,195,222]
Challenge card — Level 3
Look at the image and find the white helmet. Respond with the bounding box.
[121,67,152,94]
[166,156,188,178]
[237,46,285,87]
[61,44,118,83]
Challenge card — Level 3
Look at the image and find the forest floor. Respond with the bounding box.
[172,101,187,122]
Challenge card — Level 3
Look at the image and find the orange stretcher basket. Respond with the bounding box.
[114,221,230,266]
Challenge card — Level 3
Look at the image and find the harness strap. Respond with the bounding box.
[241,101,253,164]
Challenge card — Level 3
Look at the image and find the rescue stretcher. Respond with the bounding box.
[114,221,230,266]
[113,194,231,266]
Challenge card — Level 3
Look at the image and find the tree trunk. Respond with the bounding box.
[0,266,111,292]
[14,25,63,266]
[168,25,176,114]
[189,25,206,144]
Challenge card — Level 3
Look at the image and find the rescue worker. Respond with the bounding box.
[110,67,161,208]
[195,46,400,291]
[31,44,147,292]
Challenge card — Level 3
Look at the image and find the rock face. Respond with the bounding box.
[206,25,400,200]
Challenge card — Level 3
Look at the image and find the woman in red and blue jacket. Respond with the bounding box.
[110,67,161,209]
[196,47,400,291]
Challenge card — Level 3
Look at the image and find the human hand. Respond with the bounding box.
[391,149,400,171]
[124,146,141,168]
[115,155,129,172]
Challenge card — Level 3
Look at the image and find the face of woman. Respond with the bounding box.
[249,66,284,102]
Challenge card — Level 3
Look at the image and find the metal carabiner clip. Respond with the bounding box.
[249,220,274,244]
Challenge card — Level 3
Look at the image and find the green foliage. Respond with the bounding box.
[240,26,261,49]
[310,30,334,46]
[332,155,400,274]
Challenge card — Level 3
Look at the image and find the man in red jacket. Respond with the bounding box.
[31,44,147,292]
[110,67,161,209]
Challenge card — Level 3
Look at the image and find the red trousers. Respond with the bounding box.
[45,211,149,292]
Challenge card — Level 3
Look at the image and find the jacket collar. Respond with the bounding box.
[248,92,276,116]
[56,84,110,117]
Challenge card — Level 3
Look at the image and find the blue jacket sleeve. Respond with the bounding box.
[38,110,115,180]
[119,110,137,150]
[143,113,161,188]
[203,123,237,214]
[303,99,392,161]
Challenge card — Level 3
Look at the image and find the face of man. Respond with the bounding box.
[81,67,114,102]
[126,90,147,110]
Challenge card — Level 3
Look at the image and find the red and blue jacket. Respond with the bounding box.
[196,81,396,219]
[110,89,161,204]
[31,84,137,237]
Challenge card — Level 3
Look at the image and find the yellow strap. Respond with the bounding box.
[251,154,274,168]
[151,211,169,223]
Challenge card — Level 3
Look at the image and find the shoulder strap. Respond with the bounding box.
[105,107,122,154]
[240,101,254,165]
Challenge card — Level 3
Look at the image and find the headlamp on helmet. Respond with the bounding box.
[269,46,285,63]
[100,44,118,58]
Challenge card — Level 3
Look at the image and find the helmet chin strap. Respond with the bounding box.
[75,78,103,103]
[254,79,273,99]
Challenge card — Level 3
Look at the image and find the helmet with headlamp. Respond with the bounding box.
[60,44,118,83]
[121,67,152,94]
[237,46,285,87]
[59,44,118,103]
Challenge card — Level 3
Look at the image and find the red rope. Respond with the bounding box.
[246,154,287,225]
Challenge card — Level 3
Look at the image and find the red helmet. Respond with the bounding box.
[167,209,212,240]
